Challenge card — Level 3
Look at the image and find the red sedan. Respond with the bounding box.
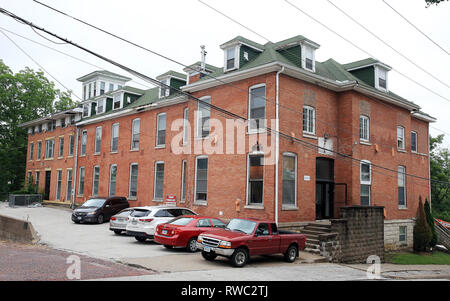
[154,215,227,252]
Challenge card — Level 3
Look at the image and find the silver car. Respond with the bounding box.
[109,208,134,234]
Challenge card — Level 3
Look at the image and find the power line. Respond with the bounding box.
[327,0,450,89]
[283,0,450,103]
[382,0,450,56]
[0,29,82,101]
[1,6,448,187]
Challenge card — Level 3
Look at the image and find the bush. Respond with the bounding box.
[413,197,433,252]
[424,199,438,249]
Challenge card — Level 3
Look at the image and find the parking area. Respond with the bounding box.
[0,203,385,280]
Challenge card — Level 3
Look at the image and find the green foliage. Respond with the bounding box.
[413,197,433,252]
[385,251,450,265]
[0,59,77,200]
[430,135,450,222]
[424,199,438,248]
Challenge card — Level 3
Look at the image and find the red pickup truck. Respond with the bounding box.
[196,218,306,267]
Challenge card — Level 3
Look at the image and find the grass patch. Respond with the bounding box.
[385,251,450,265]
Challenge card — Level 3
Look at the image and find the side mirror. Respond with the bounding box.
[105,204,110,208]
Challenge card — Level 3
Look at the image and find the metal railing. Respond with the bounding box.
[8,194,42,207]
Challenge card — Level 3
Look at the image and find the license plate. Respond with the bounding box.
[132,220,137,225]
[162,230,168,235]
[204,246,211,252]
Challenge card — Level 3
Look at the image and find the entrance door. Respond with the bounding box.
[44,171,51,200]
[315,158,334,220]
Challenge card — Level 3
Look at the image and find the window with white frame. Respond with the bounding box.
[159,78,170,98]
[247,154,264,205]
[197,97,210,138]
[109,164,117,196]
[109,83,114,92]
[282,153,297,207]
[68,136,74,157]
[195,156,208,202]
[93,81,97,96]
[83,85,88,100]
[66,169,72,201]
[56,170,62,200]
[111,123,119,152]
[181,160,187,202]
[303,45,315,71]
[183,108,189,145]
[154,162,164,200]
[100,81,105,95]
[360,161,371,206]
[29,143,34,160]
[58,137,64,157]
[303,106,316,135]
[399,226,407,243]
[248,85,266,132]
[129,163,138,199]
[37,141,42,160]
[95,126,102,154]
[397,126,405,150]
[411,131,417,152]
[377,68,387,90]
[92,166,99,196]
[88,83,92,98]
[97,98,105,114]
[83,104,90,117]
[81,130,87,156]
[131,118,140,150]
[113,93,121,110]
[360,115,370,142]
[225,47,237,71]
[156,113,166,147]
[78,166,85,196]
[45,139,54,159]
[398,166,406,208]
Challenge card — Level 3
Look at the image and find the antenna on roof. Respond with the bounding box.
[200,45,207,72]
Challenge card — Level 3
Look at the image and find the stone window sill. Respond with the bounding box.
[302,133,317,140]
[194,201,207,206]
[282,205,299,211]
[245,205,264,210]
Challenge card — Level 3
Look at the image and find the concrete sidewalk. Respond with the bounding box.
[345,263,450,280]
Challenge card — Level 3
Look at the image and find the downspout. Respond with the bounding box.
[275,66,285,225]
[428,125,432,210]
[71,126,79,209]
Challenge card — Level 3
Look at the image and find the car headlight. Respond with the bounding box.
[87,211,97,216]
[219,241,232,248]
[197,235,204,243]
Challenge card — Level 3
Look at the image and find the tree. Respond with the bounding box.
[413,197,433,252]
[0,60,78,200]
[426,0,449,7]
[424,198,438,249]
[429,135,450,221]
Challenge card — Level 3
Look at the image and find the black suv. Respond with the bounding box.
[72,196,129,224]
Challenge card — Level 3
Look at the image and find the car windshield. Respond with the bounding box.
[116,209,132,217]
[130,209,151,217]
[81,198,106,208]
[169,217,194,226]
[226,219,257,234]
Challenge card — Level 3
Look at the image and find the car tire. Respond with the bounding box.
[164,245,173,249]
[186,237,198,252]
[135,236,147,242]
[201,251,217,261]
[284,244,298,263]
[97,214,104,224]
[230,248,248,268]
[113,230,122,235]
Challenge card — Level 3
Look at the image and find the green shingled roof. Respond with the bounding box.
[221,35,265,50]
[342,58,380,70]
[156,70,187,80]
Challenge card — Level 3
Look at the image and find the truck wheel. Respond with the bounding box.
[201,251,217,261]
[231,248,248,268]
[135,236,147,242]
[164,245,173,249]
[186,237,198,252]
[284,245,298,263]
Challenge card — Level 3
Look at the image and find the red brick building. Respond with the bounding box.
[22,35,435,249]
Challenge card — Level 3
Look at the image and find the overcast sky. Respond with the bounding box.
[1,0,449,146]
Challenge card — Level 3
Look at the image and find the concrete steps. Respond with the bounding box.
[302,222,333,256]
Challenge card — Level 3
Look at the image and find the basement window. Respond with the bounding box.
[399,226,407,243]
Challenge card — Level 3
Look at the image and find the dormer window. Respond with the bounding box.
[159,78,170,98]
[113,93,122,110]
[302,45,315,71]
[97,98,105,114]
[82,103,90,117]
[224,46,239,72]
[375,66,388,91]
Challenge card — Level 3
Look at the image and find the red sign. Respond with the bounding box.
[165,194,177,205]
